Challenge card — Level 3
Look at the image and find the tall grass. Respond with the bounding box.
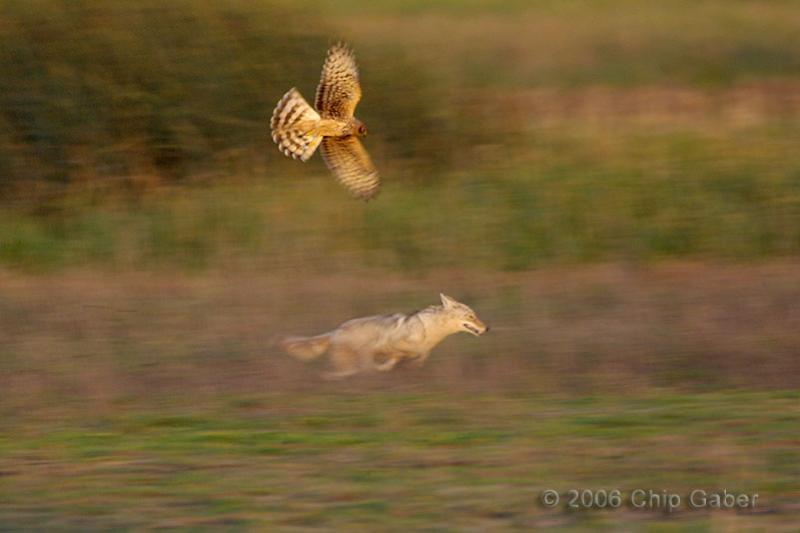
[2,119,799,271]
[1,1,800,271]
[2,0,799,187]
[0,0,447,188]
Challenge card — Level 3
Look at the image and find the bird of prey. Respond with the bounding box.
[271,42,380,201]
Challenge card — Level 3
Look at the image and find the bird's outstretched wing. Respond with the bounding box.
[315,42,361,119]
[320,136,380,200]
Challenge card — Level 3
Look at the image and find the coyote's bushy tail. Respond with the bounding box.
[270,88,323,162]
[278,333,331,361]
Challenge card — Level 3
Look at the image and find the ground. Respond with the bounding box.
[0,391,797,530]
[1,267,798,530]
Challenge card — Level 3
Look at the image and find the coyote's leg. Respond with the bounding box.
[323,368,360,380]
[374,356,401,372]
[375,350,422,371]
[324,344,364,380]
[408,351,431,368]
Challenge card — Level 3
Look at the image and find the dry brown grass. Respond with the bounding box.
[2,262,798,417]
[461,81,800,132]
[2,263,799,530]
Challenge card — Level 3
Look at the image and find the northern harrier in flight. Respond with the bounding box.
[271,42,380,200]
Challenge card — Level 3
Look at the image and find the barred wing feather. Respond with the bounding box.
[320,136,380,200]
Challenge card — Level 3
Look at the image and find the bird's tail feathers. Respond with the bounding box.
[270,88,323,161]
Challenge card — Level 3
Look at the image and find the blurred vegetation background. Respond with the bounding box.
[2,2,800,529]
[1,0,799,271]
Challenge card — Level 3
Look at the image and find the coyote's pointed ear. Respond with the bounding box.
[440,293,457,308]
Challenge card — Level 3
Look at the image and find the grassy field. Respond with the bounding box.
[1,266,799,529]
[2,1,800,529]
[4,0,800,181]
[2,265,799,398]
[3,106,800,272]
[1,390,798,530]
[2,1,800,271]
[5,253,797,531]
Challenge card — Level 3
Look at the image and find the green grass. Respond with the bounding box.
[1,4,799,525]
[2,125,799,272]
[1,1,800,178]
[1,391,797,529]
[1,0,800,271]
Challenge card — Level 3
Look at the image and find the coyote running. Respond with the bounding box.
[279,294,489,379]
